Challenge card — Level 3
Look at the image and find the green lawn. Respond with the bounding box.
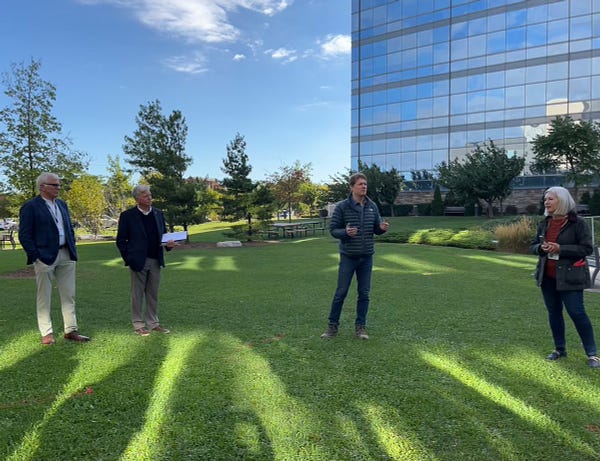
[1,220,600,460]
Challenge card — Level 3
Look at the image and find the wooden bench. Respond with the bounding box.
[444,206,465,216]
[577,204,591,216]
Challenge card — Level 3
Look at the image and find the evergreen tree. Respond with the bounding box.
[431,184,444,216]
[123,100,198,232]
[220,133,255,220]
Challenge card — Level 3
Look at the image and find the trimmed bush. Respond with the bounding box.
[408,229,454,245]
[449,229,496,250]
[376,230,412,243]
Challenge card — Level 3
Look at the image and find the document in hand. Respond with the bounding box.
[161,231,187,243]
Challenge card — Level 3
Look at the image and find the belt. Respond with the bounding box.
[59,244,68,249]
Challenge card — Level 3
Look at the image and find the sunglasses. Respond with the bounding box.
[44,183,61,188]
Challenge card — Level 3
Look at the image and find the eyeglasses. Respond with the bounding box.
[44,183,61,188]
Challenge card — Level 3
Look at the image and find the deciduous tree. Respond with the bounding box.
[531,115,600,200]
[268,161,312,221]
[64,174,106,237]
[437,140,525,217]
[104,154,134,218]
[0,59,87,198]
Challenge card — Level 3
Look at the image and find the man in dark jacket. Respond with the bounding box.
[116,185,175,336]
[321,173,389,340]
[19,172,90,345]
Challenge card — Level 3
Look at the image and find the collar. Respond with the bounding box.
[137,206,153,216]
[41,196,57,207]
[349,194,367,206]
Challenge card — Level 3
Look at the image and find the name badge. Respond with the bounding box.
[548,253,559,260]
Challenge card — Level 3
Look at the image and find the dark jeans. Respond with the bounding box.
[328,254,373,326]
[540,276,597,356]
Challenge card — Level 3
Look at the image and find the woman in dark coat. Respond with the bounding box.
[531,186,599,368]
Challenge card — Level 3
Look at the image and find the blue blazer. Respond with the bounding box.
[116,207,168,272]
[19,196,77,265]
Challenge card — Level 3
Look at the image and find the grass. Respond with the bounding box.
[1,218,600,460]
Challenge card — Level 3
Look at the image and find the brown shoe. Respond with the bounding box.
[152,325,170,334]
[41,333,55,345]
[134,327,150,336]
[63,331,91,342]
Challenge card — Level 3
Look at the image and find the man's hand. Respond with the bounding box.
[380,220,389,232]
[345,224,359,237]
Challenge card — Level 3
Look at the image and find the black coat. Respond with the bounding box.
[530,212,593,290]
[116,207,168,272]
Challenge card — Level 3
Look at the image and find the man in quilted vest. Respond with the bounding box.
[321,173,389,340]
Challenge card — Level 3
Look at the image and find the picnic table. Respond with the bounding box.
[269,220,327,238]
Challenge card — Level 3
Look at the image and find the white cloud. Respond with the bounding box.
[163,53,208,74]
[76,0,292,43]
[267,47,297,63]
[233,54,246,61]
[319,34,351,58]
[296,100,331,111]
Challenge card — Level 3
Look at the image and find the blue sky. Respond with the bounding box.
[0,0,351,184]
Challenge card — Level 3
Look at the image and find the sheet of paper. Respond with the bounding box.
[161,231,187,243]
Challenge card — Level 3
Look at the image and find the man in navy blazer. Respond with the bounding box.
[19,172,90,345]
[116,185,175,336]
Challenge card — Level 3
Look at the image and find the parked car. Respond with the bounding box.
[101,215,118,228]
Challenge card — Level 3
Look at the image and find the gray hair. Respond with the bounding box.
[544,186,576,216]
[132,184,151,199]
[36,173,59,191]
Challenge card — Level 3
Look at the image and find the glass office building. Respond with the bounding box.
[351,0,600,183]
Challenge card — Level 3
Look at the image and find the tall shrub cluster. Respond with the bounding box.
[494,216,537,253]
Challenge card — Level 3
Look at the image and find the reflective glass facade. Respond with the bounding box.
[351,0,600,179]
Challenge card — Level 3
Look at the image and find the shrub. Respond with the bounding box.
[417,203,432,216]
[408,229,454,246]
[222,224,251,241]
[494,216,537,253]
[394,204,413,216]
[449,229,496,250]
[525,204,539,215]
[406,227,495,250]
[590,189,600,216]
[376,230,412,243]
[504,205,518,215]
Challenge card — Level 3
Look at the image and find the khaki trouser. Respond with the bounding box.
[33,248,77,336]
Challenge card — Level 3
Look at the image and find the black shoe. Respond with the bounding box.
[546,350,567,360]
[588,356,599,368]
